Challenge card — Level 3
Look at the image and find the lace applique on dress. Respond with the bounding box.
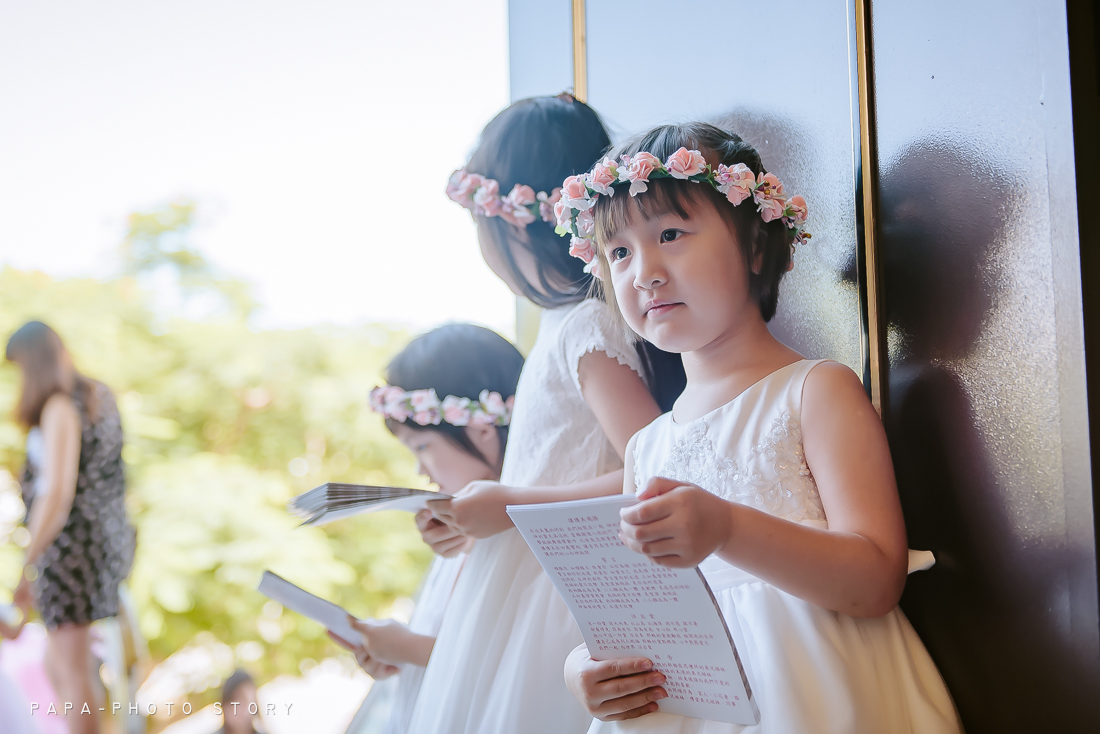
[657,412,825,523]
[657,420,736,498]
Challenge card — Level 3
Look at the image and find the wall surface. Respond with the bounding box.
[872,1,1099,729]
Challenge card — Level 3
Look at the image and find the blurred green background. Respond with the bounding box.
[0,200,433,715]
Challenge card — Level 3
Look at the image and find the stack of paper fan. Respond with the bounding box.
[288,482,452,526]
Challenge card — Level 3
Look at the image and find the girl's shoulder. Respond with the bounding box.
[800,359,867,416]
[551,298,643,386]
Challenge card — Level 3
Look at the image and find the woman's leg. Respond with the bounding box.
[45,622,99,734]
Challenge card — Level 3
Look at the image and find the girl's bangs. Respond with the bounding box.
[594,178,700,250]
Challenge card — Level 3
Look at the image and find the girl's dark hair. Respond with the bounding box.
[466,94,609,308]
[594,122,792,322]
[5,321,100,428]
[467,95,686,412]
[384,324,524,471]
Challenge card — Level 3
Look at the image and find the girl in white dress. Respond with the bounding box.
[406,95,684,734]
[331,324,524,734]
[556,122,962,733]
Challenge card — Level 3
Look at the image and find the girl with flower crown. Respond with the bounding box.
[330,323,524,734]
[556,122,962,733]
[404,95,685,734]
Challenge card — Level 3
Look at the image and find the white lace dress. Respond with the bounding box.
[590,360,962,734]
[407,299,643,734]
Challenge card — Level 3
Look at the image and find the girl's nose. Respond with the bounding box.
[633,247,668,290]
[416,460,430,478]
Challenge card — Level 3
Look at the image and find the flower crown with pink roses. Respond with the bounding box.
[446,169,562,228]
[553,147,811,276]
[370,386,514,428]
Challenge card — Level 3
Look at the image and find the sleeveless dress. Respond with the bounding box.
[590,360,962,734]
[407,298,643,734]
[21,382,136,628]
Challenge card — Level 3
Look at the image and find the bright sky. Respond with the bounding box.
[0,0,515,335]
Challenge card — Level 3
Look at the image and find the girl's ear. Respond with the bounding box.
[464,422,501,468]
[751,248,764,275]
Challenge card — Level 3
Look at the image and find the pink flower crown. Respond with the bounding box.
[446,169,562,228]
[370,385,515,428]
[553,147,811,277]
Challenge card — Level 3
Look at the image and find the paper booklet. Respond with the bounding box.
[288,482,452,525]
[507,494,759,725]
[257,571,360,644]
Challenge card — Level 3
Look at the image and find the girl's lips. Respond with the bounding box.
[644,302,682,318]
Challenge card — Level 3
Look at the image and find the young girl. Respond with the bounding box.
[405,95,683,734]
[557,123,961,733]
[333,323,524,734]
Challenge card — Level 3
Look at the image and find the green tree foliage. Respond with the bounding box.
[0,201,434,708]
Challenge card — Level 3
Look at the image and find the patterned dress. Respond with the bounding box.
[21,381,136,628]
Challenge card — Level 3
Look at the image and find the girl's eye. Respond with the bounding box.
[659,229,683,243]
[610,246,630,262]
[415,444,429,452]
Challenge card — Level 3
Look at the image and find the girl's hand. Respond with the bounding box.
[327,630,400,680]
[619,477,735,567]
[427,481,516,539]
[348,615,436,667]
[564,643,667,721]
[415,510,473,557]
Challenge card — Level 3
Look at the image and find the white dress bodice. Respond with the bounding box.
[592,360,962,734]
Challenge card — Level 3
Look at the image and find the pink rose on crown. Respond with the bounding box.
[501,184,537,226]
[473,179,503,217]
[479,390,507,419]
[569,235,596,264]
[385,394,412,423]
[410,389,440,412]
[560,175,595,212]
[538,188,562,223]
[410,389,442,426]
[554,198,571,228]
[784,195,808,228]
[665,148,707,180]
[715,163,756,205]
[377,386,407,415]
[445,170,468,202]
[441,395,472,426]
[753,172,787,223]
[586,157,619,196]
[576,208,595,238]
[450,172,484,207]
[620,152,661,196]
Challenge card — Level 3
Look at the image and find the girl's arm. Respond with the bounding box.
[332,616,436,667]
[22,394,81,566]
[620,363,909,618]
[429,353,661,538]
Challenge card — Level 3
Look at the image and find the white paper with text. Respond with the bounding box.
[507,495,758,725]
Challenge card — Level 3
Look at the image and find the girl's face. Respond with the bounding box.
[476,218,542,297]
[604,196,759,354]
[391,422,500,493]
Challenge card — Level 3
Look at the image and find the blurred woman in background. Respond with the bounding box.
[217,669,263,734]
[6,321,136,734]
